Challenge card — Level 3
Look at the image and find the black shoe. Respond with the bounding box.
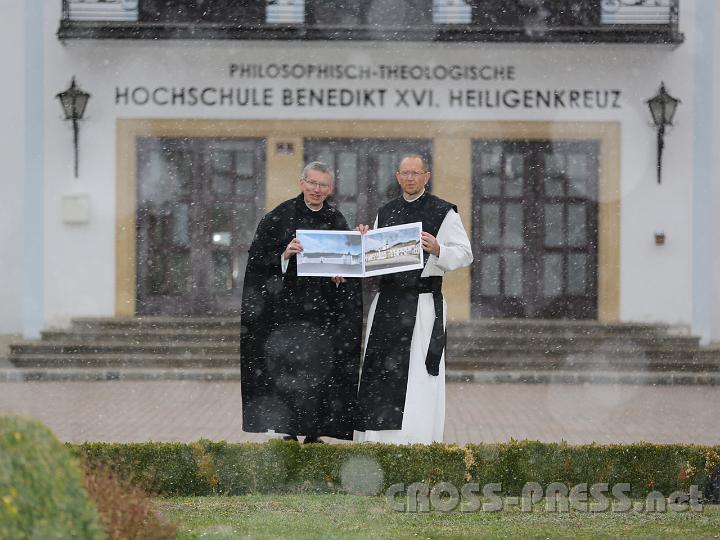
[282,435,298,441]
[303,436,324,444]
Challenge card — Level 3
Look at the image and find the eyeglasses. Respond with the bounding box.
[397,170,428,179]
[302,178,332,190]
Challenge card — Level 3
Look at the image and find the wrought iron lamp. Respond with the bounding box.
[646,82,680,184]
[56,77,91,178]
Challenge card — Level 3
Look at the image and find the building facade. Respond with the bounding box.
[1,1,719,342]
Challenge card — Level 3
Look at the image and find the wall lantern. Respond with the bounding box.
[646,82,680,184]
[56,77,91,178]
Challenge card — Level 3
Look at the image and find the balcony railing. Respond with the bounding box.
[58,0,683,45]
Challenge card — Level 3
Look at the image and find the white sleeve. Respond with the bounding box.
[280,254,289,274]
[433,210,473,272]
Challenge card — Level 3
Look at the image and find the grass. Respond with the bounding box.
[154,495,720,539]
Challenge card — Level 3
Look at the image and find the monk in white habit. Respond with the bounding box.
[355,154,473,445]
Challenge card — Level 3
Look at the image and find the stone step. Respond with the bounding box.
[8,317,715,384]
[12,340,703,358]
[40,328,700,346]
[445,370,720,385]
[70,317,241,330]
[10,354,240,369]
[67,317,683,338]
[446,356,720,372]
[12,350,719,371]
[41,329,241,343]
[1,367,717,385]
[446,343,706,358]
[447,330,687,342]
[9,341,240,355]
[446,335,700,350]
[689,349,720,360]
[447,319,681,335]
[0,367,241,382]
[446,326,693,339]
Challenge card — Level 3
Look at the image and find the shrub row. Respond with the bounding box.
[69,439,720,499]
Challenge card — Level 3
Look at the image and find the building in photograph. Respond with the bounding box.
[1,0,719,347]
[366,240,421,263]
[299,252,362,265]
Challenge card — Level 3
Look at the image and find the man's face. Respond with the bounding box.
[299,169,334,209]
[396,157,430,197]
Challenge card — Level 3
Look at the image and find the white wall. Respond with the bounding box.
[616,42,695,327]
[39,1,702,329]
[0,2,26,334]
[713,2,720,344]
[43,2,119,326]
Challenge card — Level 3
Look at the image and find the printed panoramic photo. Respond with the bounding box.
[295,229,364,277]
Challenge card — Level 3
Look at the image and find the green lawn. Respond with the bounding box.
[154,495,720,540]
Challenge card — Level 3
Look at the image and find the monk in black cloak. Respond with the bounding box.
[240,161,363,442]
[355,155,473,444]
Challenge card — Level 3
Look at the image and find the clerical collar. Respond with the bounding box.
[403,189,426,203]
[304,199,323,212]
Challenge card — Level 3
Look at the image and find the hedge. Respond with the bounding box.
[69,439,720,499]
[0,416,104,540]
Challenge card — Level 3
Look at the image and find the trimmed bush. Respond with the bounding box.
[191,440,300,495]
[71,441,210,495]
[0,416,104,540]
[70,439,720,498]
[466,440,715,498]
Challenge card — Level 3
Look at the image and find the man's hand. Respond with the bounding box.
[355,224,370,234]
[331,276,346,285]
[283,238,303,260]
[421,232,440,257]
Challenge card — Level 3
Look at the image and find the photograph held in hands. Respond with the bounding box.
[296,222,423,278]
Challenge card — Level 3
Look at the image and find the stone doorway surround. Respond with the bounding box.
[116,119,620,321]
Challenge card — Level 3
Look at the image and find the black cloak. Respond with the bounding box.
[240,194,363,440]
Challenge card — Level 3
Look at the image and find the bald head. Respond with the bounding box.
[396,155,430,198]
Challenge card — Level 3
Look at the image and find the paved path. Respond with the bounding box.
[0,381,718,445]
